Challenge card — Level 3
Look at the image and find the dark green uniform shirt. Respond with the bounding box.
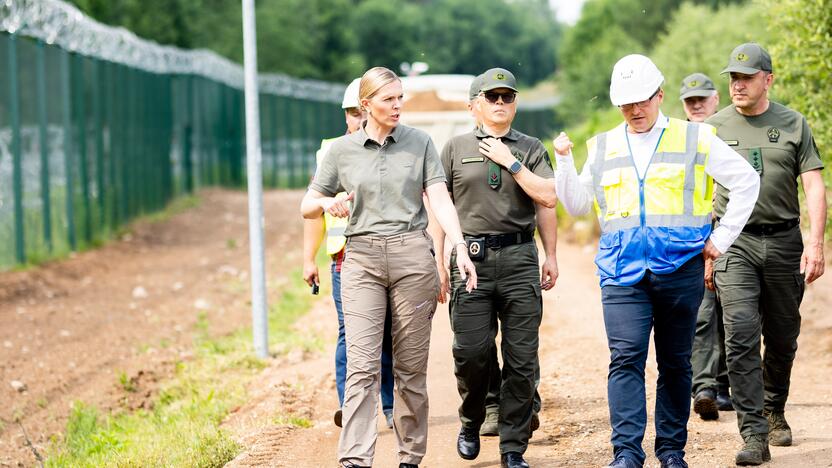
[708,101,823,225]
[310,123,446,237]
[441,127,553,235]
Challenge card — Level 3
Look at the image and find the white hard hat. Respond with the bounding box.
[341,78,361,109]
[609,54,664,106]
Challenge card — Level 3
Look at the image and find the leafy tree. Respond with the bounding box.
[761,0,831,171]
[555,0,747,123]
[351,0,422,74]
[651,2,764,119]
[69,0,560,86]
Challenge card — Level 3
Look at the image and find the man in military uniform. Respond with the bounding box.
[679,73,734,420]
[435,67,558,468]
[709,43,826,466]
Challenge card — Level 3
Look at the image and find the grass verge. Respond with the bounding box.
[45,255,329,467]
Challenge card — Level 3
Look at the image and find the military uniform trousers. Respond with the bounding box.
[338,230,439,466]
[691,289,729,396]
[450,240,542,454]
[714,225,805,437]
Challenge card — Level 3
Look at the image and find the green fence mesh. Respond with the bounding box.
[0,1,556,270]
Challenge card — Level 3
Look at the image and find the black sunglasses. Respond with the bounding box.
[481,91,517,104]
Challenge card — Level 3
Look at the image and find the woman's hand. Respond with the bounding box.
[320,192,354,218]
[436,263,450,303]
[454,244,478,292]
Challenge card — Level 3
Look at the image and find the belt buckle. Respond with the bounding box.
[466,238,485,260]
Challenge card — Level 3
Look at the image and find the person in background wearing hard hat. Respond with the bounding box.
[679,73,735,422]
[436,67,557,468]
[302,78,396,430]
[302,66,477,468]
[709,43,826,466]
[554,54,759,468]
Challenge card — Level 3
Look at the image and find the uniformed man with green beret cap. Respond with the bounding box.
[433,67,558,468]
[709,42,827,466]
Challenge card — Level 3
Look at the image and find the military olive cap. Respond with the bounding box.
[722,43,772,75]
[469,74,484,101]
[478,68,518,93]
[679,72,716,100]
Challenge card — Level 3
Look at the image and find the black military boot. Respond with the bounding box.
[767,411,793,446]
[457,426,480,460]
[693,388,719,420]
[735,433,771,466]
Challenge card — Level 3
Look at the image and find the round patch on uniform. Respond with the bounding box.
[736,53,749,62]
[496,73,505,80]
[688,80,699,87]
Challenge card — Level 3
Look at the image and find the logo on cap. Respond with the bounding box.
[688,80,699,87]
[496,73,505,80]
[736,53,749,62]
[767,127,780,143]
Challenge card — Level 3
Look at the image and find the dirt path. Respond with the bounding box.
[2,188,830,467]
[227,241,832,467]
[0,189,305,466]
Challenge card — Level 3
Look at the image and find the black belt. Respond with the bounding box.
[466,231,534,249]
[742,218,799,236]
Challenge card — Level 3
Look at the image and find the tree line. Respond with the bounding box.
[556,0,830,185]
[69,0,561,86]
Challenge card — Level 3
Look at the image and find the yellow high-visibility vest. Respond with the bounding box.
[316,138,348,256]
[586,117,715,286]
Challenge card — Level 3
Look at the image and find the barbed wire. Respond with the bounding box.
[0,0,344,103]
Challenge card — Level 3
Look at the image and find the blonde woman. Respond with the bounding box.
[301,67,477,468]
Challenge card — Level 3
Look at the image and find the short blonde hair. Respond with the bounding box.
[359,67,400,110]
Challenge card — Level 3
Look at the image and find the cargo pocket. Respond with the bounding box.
[794,273,806,303]
[712,256,729,303]
[595,231,621,278]
[599,169,623,218]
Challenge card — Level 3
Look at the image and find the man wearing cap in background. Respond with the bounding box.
[680,73,720,124]
[554,54,759,468]
[679,72,735,421]
[434,67,557,468]
[302,78,395,431]
[708,42,826,466]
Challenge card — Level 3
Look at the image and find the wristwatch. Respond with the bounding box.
[507,160,523,175]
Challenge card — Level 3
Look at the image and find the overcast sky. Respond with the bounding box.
[549,0,586,25]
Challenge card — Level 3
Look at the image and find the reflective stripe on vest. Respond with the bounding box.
[316,138,348,255]
[587,118,715,286]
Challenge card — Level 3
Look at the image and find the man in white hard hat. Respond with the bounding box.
[553,54,759,468]
[302,78,396,430]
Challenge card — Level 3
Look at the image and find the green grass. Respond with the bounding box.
[45,253,330,467]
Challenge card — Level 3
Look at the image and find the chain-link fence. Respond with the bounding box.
[0,1,346,269]
[0,0,558,270]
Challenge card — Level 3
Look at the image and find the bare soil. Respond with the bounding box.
[2,189,831,467]
[0,189,305,466]
[226,242,832,467]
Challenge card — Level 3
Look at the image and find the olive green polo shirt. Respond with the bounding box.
[441,127,553,235]
[708,101,823,225]
[310,123,445,237]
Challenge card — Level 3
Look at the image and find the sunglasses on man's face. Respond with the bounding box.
[481,91,517,104]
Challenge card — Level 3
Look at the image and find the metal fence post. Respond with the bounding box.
[74,54,92,244]
[60,48,77,251]
[242,0,269,359]
[8,34,25,264]
[36,40,52,253]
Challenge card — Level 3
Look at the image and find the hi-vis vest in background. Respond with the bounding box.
[587,117,715,286]
[316,138,348,256]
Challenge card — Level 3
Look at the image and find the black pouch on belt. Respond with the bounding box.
[466,237,485,261]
